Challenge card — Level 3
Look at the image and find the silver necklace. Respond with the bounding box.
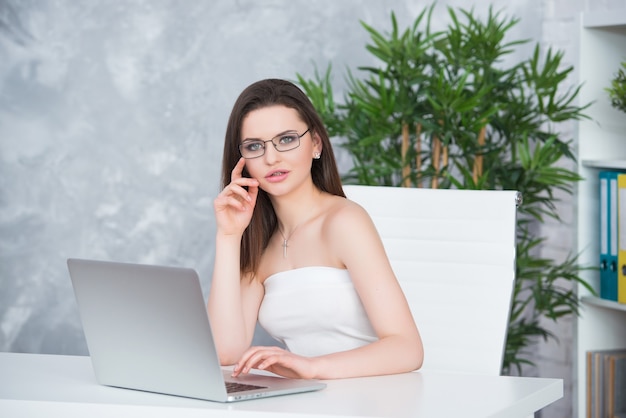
[278,225,300,258]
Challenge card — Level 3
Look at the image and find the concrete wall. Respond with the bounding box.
[2,1,624,416]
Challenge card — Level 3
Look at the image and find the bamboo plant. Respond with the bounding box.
[297,4,593,374]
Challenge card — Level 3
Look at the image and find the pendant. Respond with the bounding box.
[282,239,288,258]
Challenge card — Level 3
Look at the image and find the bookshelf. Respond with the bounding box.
[575,10,626,418]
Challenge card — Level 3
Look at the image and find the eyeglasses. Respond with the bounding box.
[238,129,310,159]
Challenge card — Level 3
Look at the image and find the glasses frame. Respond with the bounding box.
[238,128,310,159]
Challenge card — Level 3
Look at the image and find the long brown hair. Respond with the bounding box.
[221,79,345,278]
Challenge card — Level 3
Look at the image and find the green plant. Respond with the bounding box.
[297,4,594,374]
[606,60,626,114]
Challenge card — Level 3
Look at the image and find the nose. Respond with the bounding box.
[263,143,281,165]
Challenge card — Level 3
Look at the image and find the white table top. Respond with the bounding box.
[0,352,562,418]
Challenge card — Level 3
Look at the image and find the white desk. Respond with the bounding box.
[0,353,562,418]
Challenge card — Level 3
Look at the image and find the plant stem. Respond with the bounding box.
[473,125,487,183]
[402,123,411,187]
[416,123,422,188]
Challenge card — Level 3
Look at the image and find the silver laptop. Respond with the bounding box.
[67,258,326,402]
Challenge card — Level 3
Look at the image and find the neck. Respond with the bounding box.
[271,184,322,235]
[272,188,325,259]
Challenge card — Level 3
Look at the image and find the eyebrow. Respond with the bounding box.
[241,129,298,143]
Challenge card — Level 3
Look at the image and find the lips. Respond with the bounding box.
[265,170,289,182]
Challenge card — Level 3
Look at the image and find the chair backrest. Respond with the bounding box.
[343,185,519,376]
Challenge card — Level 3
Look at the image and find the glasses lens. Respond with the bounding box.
[273,132,300,152]
[240,141,264,158]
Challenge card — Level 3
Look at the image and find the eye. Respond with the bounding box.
[278,134,298,145]
[242,141,264,152]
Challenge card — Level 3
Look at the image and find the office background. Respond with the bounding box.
[0,1,618,416]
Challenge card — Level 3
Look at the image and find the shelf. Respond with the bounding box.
[582,160,626,170]
[581,296,626,313]
[576,9,626,418]
[583,10,626,29]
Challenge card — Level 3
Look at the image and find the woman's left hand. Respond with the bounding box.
[231,346,317,379]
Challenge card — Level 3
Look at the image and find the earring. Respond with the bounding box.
[313,152,321,159]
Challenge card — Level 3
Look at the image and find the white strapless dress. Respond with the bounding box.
[258,266,378,357]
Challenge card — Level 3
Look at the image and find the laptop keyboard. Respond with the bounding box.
[225,381,267,393]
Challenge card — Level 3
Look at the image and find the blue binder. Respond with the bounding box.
[599,171,618,301]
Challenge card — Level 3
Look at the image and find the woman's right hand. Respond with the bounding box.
[213,157,259,236]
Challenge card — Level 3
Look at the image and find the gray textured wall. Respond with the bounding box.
[0,0,540,355]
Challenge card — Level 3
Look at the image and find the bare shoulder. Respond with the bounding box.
[321,193,380,254]
[322,193,391,284]
[323,194,373,230]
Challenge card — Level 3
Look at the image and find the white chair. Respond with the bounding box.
[343,185,519,376]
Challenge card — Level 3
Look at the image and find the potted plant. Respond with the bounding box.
[606,60,626,114]
[296,3,593,374]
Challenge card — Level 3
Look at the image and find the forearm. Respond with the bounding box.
[312,334,423,379]
[207,233,250,364]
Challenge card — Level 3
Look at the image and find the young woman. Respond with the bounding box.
[208,79,423,380]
